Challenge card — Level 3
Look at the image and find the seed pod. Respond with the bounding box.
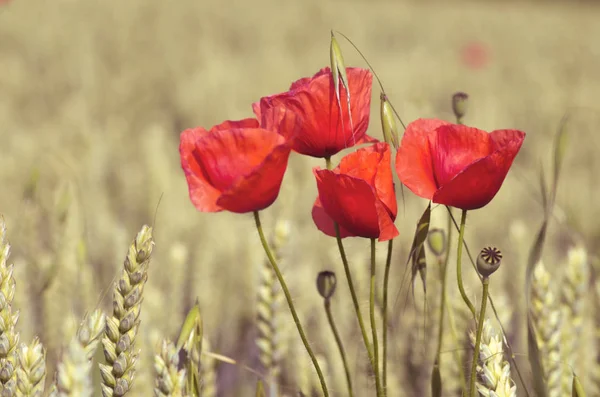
[477,246,502,277]
[427,228,447,259]
[316,271,337,300]
[452,92,469,123]
[380,93,399,149]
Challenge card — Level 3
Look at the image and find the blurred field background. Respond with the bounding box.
[1,0,600,395]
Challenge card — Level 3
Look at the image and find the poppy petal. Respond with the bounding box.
[374,200,399,242]
[210,118,259,132]
[396,118,450,200]
[338,142,396,219]
[258,67,373,158]
[311,197,355,239]
[432,129,525,209]
[179,128,223,212]
[429,124,493,187]
[218,141,292,213]
[314,169,397,240]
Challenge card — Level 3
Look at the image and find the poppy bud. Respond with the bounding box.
[316,271,337,300]
[427,228,447,259]
[476,246,502,277]
[452,92,469,123]
[380,93,399,149]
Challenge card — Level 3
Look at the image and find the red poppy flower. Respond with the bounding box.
[253,67,376,158]
[395,119,525,210]
[312,142,398,241]
[179,118,292,214]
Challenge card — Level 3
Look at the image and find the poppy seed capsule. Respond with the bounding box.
[316,271,337,300]
[477,247,502,277]
[427,228,447,258]
[452,92,469,121]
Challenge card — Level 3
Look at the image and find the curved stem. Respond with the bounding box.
[334,223,376,373]
[324,299,354,397]
[470,277,489,397]
[456,209,476,318]
[382,239,393,392]
[370,238,383,397]
[253,211,329,397]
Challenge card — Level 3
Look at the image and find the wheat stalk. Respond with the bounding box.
[469,319,516,397]
[99,225,154,397]
[0,218,20,396]
[51,309,106,397]
[530,261,562,397]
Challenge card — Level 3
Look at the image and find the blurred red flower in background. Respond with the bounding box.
[180,118,293,213]
[312,142,398,241]
[460,41,490,70]
[395,119,525,210]
[254,67,375,158]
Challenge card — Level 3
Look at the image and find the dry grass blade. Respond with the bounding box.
[99,225,154,397]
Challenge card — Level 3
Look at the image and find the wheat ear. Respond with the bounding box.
[51,309,106,397]
[99,225,154,397]
[154,340,186,397]
[530,261,562,396]
[469,319,517,397]
[0,218,20,396]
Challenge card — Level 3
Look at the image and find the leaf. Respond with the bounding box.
[572,373,586,397]
[408,202,431,295]
[255,380,267,397]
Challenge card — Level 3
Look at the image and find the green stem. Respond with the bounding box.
[442,209,467,395]
[470,277,489,397]
[326,155,377,378]
[382,239,393,393]
[253,211,329,397]
[324,299,354,397]
[456,209,476,318]
[334,223,376,373]
[370,239,383,397]
[446,206,530,397]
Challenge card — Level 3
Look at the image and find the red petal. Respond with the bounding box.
[432,129,525,209]
[181,126,290,213]
[314,168,397,240]
[338,142,397,219]
[260,67,373,158]
[210,118,259,132]
[395,118,450,200]
[429,124,493,187]
[179,128,223,212]
[311,197,355,239]
[218,141,291,213]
